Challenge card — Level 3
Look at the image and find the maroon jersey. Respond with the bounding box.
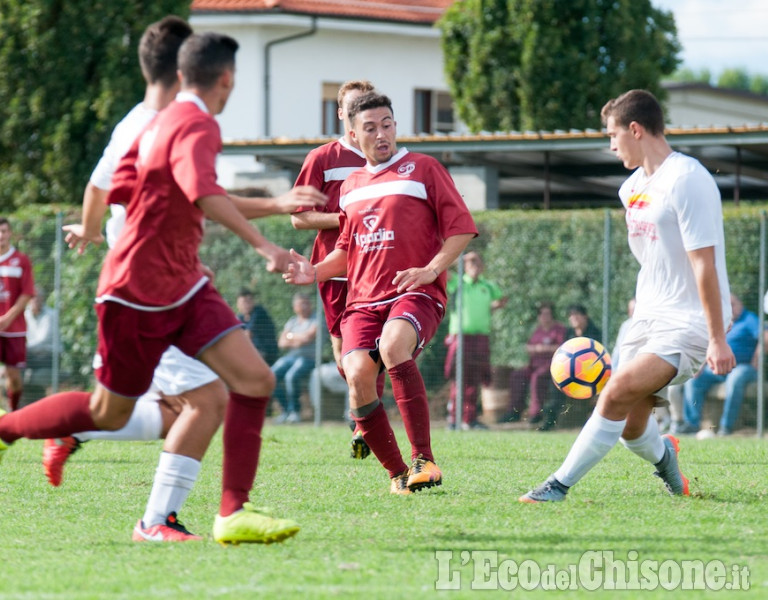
[294,138,366,264]
[97,96,227,309]
[0,248,34,336]
[338,149,477,307]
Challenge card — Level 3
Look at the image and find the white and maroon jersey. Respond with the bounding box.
[293,138,366,264]
[90,103,158,249]
[619,151,731,330]
[0,247,34,337]
[338,148,477,307]
[96,93,226,310]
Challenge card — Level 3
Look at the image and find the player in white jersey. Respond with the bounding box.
[520,89,735,503]
[44,17,325,542]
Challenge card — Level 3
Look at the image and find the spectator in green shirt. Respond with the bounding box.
[444,251,507,429]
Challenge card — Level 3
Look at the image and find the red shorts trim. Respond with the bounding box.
[0,336,26,368]
[94,281,240,397]
[318,279,347,338]
[340,294,444,360]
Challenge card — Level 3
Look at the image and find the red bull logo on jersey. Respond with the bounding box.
[627,193,651,209]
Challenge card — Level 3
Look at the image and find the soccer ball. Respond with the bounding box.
[550,337,612,399]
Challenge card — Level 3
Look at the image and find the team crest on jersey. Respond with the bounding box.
[362,215,379,231]
[397,161,416,178]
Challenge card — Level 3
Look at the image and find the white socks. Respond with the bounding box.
[142,452,201,528]
[74,401,163,442]
[554,412,626,487]
[620,413,665,464]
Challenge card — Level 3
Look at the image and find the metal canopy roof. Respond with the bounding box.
[222,124,768,208]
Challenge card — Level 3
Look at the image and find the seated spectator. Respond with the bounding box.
[23,287,56,405]
[236,288,278,365]
[271,292,317,424]
[565,304,602,341]
[678,293,759,436]
[508,302,567,426]
[309,361,350,422]
[611,297,635,371]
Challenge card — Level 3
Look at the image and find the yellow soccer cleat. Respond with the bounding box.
[406,455,442,492]
[389,471,412,495]
[213,503,300,545]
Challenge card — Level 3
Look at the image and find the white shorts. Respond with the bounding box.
[151,345,219,396]
[617,318,708,402]
[93,344,219,401]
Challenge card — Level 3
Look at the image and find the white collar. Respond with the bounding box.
[366,147,408,173]
[0,246,15,263]
[175,92,209,114]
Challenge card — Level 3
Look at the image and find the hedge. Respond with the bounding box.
[11,202,767,389]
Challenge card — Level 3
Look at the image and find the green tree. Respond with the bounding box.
[0,1,190,212]
[439,0,681,132]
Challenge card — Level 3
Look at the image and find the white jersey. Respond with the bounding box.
[90,101,218,396]
[619,151,731,331]
[90,103,157,248]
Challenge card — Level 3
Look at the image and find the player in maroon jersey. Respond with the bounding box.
[285,92,478,494]
[0,33,299,544]
[291,80,380,458]
[0,218,35,412]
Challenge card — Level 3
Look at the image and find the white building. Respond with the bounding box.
[191,0,456,187]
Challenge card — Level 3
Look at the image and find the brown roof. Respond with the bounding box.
[190,0,455,25]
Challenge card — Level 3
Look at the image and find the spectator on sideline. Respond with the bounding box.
[678,293,759,436]
[23,287,56,405]
[236,288,278,366]
[507,301,566,427]
[444,250,507,430]
[565,304,602,341]
[271,292,317,424]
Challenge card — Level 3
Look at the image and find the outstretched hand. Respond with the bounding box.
[62,224,104,255]
[277,186,328,213]
[282,249,316,285]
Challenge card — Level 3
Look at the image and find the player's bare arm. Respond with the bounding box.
[688,245,736,375]
[0,293,32,332]
[63,182,108,254]
[393,233,475,293]
[229,186,328,219]
[197,194,292,273]
[290,210,341,231]
[283,248,347,285]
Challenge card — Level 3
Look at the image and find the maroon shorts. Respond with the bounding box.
[94,282,241,398]
[319,278,347,338]
[341,294,444,361]
[0,336,26,368]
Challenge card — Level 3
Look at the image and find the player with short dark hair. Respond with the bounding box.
[0,31,300,545]
[285,91,478,494]
[291,79,380,457]
[520,89,735,503]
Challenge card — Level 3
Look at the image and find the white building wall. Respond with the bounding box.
[191,15,448,141]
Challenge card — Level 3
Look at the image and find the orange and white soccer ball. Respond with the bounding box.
[550,337,612,399]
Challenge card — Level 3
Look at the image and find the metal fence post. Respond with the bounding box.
[602,210,611,349]
[52,212,63,393]
[758,211,766,438]
[454,254,464,431]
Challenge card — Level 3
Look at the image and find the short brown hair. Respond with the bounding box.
[601,89,665,136]
[178,32,239,90]
[337,80,375,107]
[138,16,192,87]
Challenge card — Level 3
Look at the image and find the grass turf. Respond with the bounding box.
[0,423,766,598]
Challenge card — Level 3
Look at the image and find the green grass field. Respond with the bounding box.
[0,422,766,599]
